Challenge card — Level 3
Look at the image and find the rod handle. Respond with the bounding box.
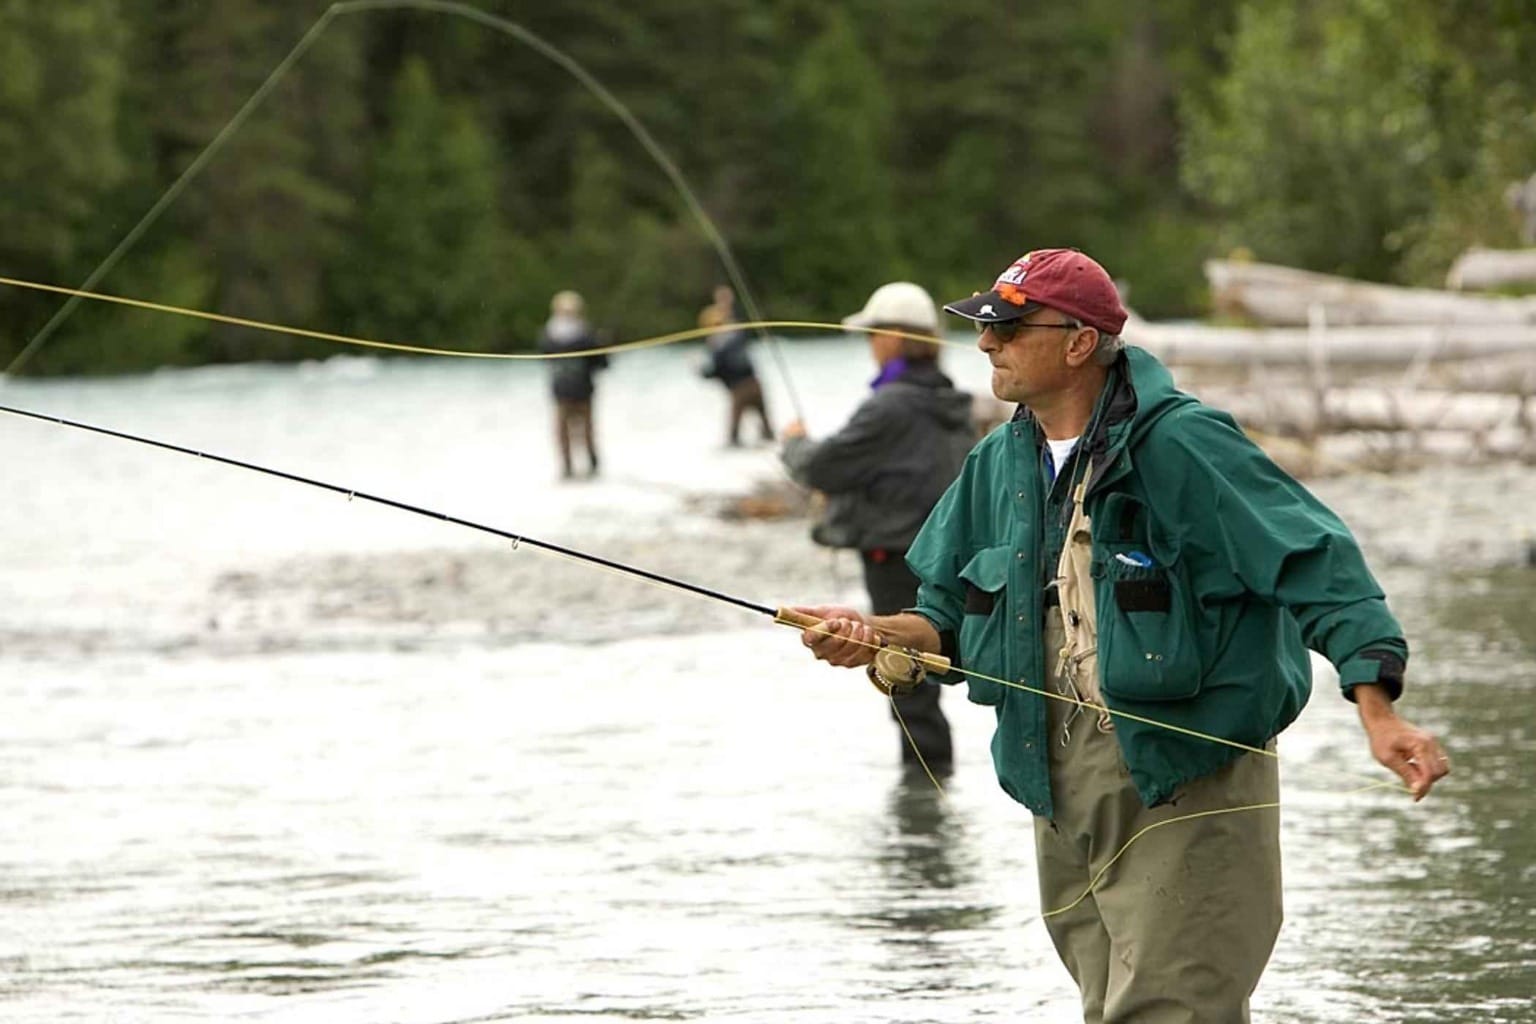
[772,606,822,630]
[772,606,952,675]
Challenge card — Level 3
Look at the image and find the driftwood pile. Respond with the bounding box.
[1152,261,1536,475]
[1205,258,1536,326]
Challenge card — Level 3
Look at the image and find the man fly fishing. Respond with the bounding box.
[788,248,1449,1023]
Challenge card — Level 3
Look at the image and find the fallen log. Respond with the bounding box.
[1445,248,1536,291]
[1121,317,1536,366]
[1205,258,1536,326]
[1196,385,1536,436]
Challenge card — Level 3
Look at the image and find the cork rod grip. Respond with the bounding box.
[772,607,822,631]
[772,606,952,676]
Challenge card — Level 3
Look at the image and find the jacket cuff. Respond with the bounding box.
[1339,648,1405,702]
[778,436,814,482]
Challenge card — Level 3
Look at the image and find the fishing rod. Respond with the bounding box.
[0,402,950,683]
[0,403,1413,820]
[0,406,1424,926]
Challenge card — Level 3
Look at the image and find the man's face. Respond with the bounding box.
[869,329,903,366]
[975,308,1085,404]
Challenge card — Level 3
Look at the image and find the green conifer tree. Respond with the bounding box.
[1182,1,1461,283]
[0,0,128,364]
[773,10,899,317]
[335,57,503,352]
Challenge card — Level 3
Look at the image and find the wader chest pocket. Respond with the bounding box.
[957,546,1013,705]
[1093,500,1202,702]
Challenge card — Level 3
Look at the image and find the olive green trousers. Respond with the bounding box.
[1033,622,1283,1023]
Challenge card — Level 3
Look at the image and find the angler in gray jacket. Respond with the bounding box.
[780,282,976,770]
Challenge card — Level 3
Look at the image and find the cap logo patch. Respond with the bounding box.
[995,262,1029,287]
[979,303,995,317]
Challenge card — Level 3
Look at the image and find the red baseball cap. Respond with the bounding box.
[943,248,1127,335]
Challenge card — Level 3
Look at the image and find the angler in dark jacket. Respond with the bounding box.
[698,285,773,446]
[789,250,1449,1023]
[780,282,975,770]
[538,290,608,479]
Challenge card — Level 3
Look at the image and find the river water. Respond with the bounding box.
[1,340,1532,1022]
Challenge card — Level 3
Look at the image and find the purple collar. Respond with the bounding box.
[870,357,908,390]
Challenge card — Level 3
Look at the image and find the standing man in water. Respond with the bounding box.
[790,248,1449,1022]
[779,282,975,772]
[698,284,773,446]
[538,290,608,480]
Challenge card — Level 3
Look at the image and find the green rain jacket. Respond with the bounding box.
[908,346,1407,816]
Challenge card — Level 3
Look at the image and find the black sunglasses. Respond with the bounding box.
[974,318,1080,343]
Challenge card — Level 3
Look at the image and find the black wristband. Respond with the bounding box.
[1353,650,1405,702]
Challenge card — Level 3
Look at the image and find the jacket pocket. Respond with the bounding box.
[1094,541,1203,702]
[957,545,1013,705]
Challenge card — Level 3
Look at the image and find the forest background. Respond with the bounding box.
[2,0,1535,375]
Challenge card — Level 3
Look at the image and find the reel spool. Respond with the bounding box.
[867,645,927,697]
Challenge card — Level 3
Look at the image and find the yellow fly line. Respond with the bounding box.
[486,534,1396,793]
[0,273,972,367]
[785,617,1402,793]
[0,382,1410,920]
[0,0,1422,930]
[777,617,1406,917]
[529,551,1411,812]
[2,0,800,398]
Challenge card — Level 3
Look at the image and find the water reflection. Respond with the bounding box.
[860,770,1002,938]
[884,768,961,896]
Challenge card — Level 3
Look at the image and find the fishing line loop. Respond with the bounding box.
[4,0,807,421]
[0,273,968,366]
[797,618,1412,917]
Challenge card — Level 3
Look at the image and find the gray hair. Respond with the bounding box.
[1059,314,1124,366]
[1092,329,1125,366]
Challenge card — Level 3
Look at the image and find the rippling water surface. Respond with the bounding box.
[2,343,1533,1022]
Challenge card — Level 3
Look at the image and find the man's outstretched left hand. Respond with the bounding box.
[1355,683,1449,801]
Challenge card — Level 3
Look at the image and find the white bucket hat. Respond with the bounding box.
[841,281,940,335]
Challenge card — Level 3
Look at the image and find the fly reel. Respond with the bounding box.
[866,645,927,697]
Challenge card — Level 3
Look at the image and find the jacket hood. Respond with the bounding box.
[894,360,973,432]
[1118,346,1197,443]
[1075,347,1199,494]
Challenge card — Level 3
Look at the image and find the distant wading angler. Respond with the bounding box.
[779,282,974,771]
[698,285,773,446]
[538,290,608,480]
[789,249,1449,1022]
